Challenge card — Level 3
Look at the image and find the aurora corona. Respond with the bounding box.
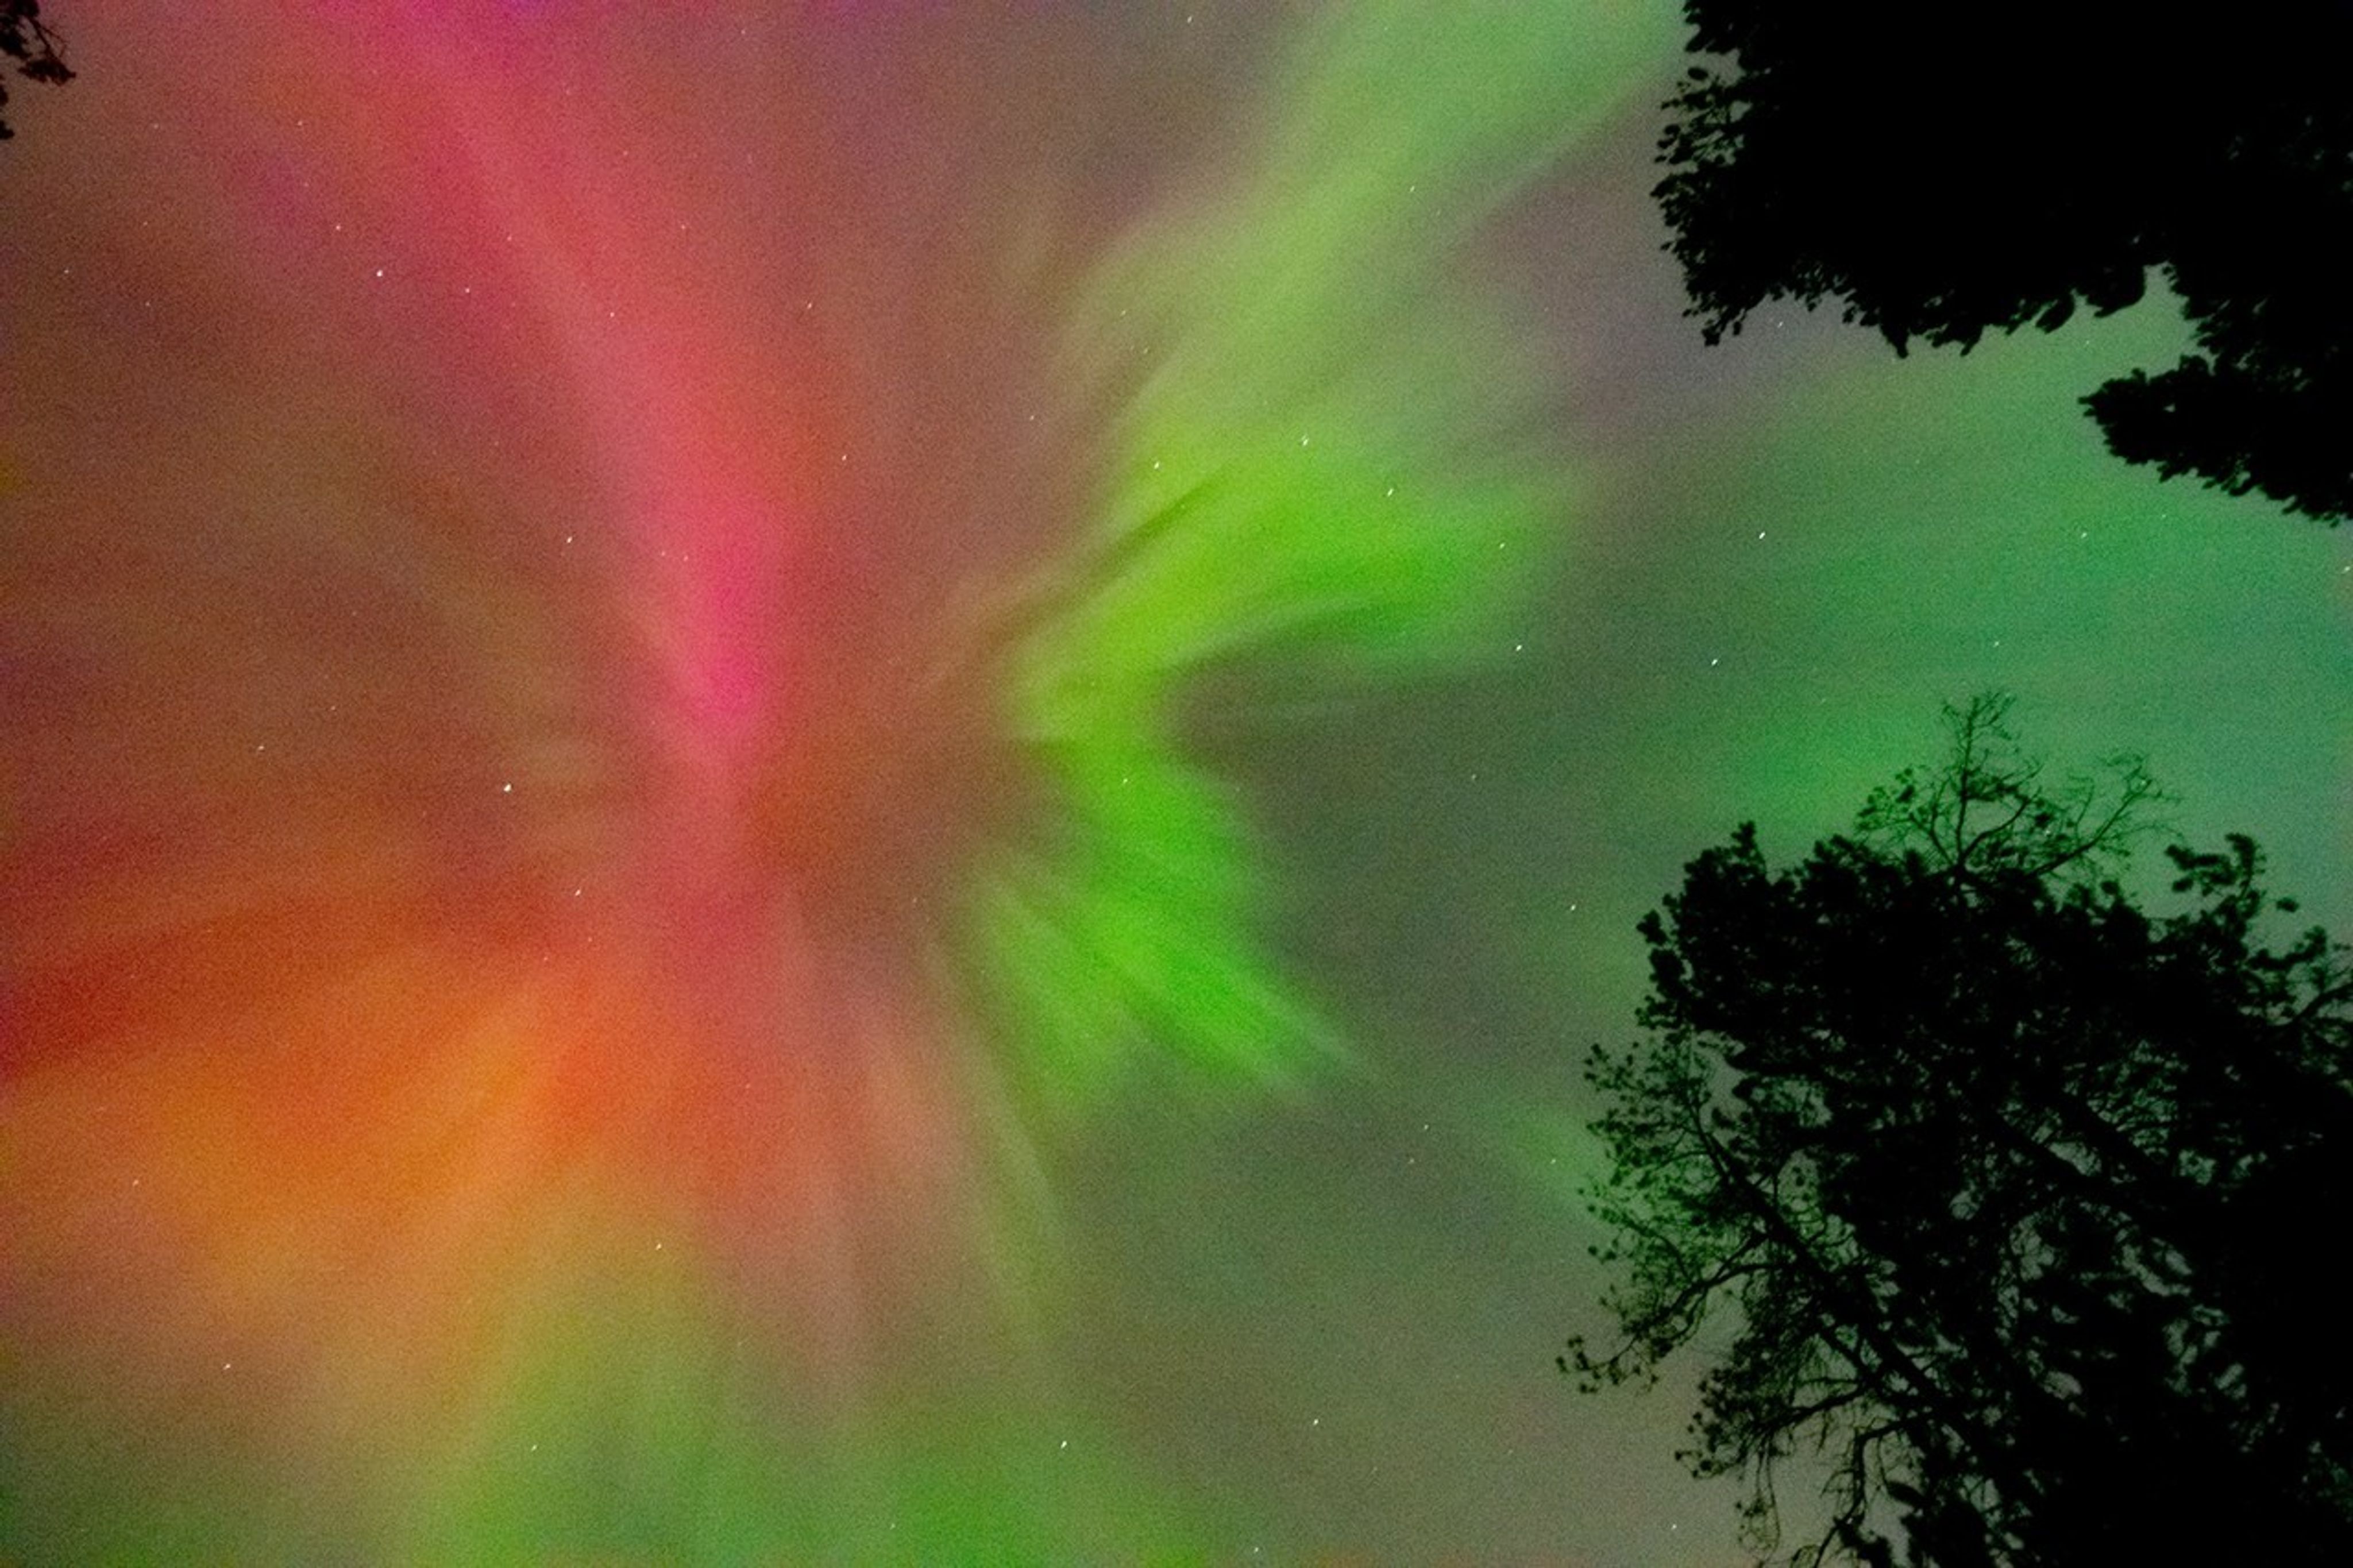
[2,2,1672,1557]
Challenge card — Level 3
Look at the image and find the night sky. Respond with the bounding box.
[3,3,2349,1562]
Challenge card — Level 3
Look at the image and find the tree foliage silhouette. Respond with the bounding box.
[1564,696,2353,1566]
[1656,3,2353,522]
[1,0,71,142]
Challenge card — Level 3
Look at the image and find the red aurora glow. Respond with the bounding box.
[2,2,1093,1496]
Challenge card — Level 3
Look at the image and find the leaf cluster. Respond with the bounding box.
[1,0,71,142]
[1656,3,2353,520]
[1565,697,2353,1565]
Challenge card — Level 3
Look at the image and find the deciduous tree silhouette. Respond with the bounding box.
[1656,3,2353,522]
[1564,695,2353,1566]
[2,0,71,143]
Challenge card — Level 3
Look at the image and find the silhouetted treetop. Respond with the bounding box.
[1565,695,2353,1566]
[2,1,71,143]
[1657,3,2353,522]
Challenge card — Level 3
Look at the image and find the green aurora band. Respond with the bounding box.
[975,0,1679,1112]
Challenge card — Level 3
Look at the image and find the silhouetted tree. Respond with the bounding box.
[2,1,71,142]
[1656,4,2353,522]
[1564,695,2353,1566]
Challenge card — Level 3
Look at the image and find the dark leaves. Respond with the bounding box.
[1654,2,2353,522]
[1567,694,2353,1564]
[1,0,72,142]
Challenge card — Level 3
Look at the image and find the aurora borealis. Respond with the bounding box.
[3,3,2349,1562]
